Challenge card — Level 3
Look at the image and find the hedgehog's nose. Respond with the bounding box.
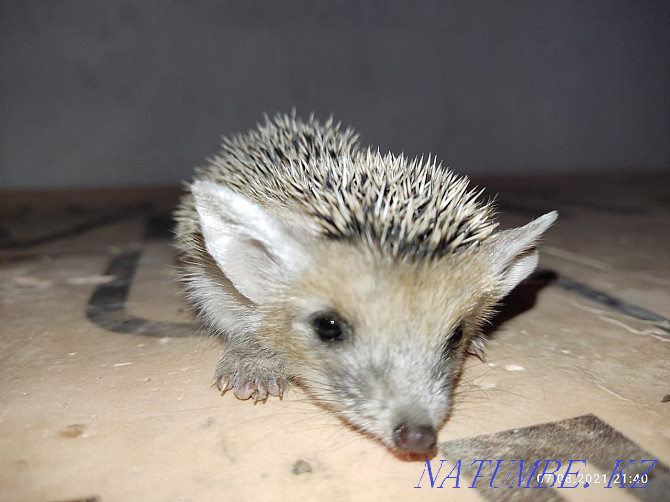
[393,423,437,453]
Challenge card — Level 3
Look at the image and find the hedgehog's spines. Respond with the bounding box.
[181,113,498,261]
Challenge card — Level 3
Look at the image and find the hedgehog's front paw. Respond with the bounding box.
[214,355,287,402]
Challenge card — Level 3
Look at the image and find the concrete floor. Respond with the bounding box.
[0,170,668,501]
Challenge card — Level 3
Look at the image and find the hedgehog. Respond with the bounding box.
[174,113,557,455]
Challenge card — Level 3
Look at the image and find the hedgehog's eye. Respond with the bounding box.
[312,312,348,343]
[444,323,464,351]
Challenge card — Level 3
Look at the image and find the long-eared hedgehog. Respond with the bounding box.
[174,113,557,455]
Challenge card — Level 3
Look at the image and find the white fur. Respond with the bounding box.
[485,211,558,298]
[191,180,312,304]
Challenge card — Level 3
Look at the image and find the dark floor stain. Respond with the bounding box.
[535,269,670,334]
[52,497,99,502]
[59,424,85,438]
[291,459,312,475]
[86,250,199,337]
[438,414,670,502]
[201,417,215,429]
[0,206,148,249]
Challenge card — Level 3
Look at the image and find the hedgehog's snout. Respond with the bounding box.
[393,422,437,453]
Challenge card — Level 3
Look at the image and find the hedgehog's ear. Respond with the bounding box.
[191,180,311,304]
[485,211,557,298]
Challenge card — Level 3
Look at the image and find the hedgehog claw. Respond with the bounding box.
[214,345,287,402]
[267,378,284,397]
[215,369,287,402]
[216,375,232,394]
[253,382,269,402]
[234,382,257,400]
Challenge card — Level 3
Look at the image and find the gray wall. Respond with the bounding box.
[1,1,668,189]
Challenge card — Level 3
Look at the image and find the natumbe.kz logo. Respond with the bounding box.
[414,458,658,489]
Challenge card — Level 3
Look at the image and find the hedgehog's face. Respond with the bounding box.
[267,241,496,455]
[191,180,556,456]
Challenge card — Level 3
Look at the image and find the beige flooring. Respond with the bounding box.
[0,170,668,501]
